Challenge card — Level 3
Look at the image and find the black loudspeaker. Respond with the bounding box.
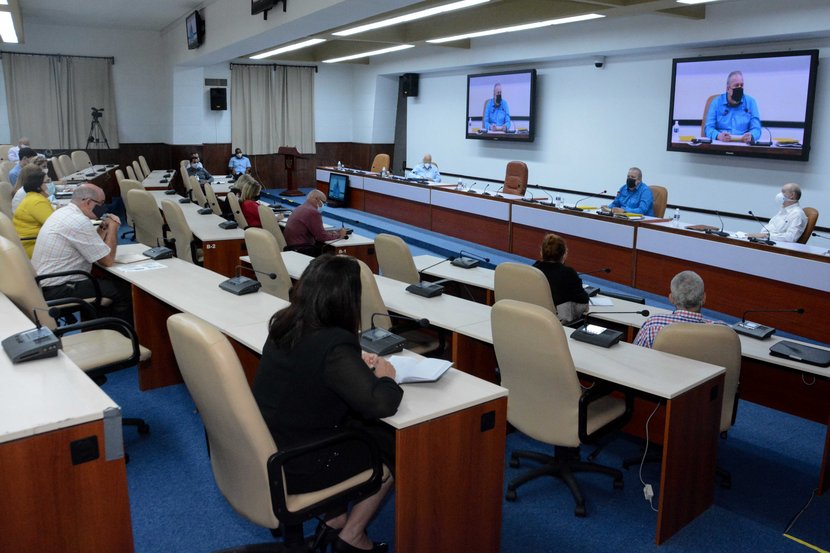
[210,88,227,111]
[401,73,419,97]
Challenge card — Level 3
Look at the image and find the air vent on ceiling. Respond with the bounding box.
[204,78,227,87]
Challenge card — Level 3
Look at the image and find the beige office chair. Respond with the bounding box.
[370,153,390,173]
[227,192,249,229]
[0,160,14,183]
[374,233,419,284]
[0,144,10,160]
[204,182,224,216]
[126,165,137,181]
[49,157,64,180]
[118,178,143,240]
[244,228,292,300]
[0,181,12,219]
[162,199,202,265]
[503,161,528,196]
[798,207,819,244]
[127,188,166,248]
[0,212,26,254]
[166,312,386,551]
[132,160,145,182]
[58,154,75,178]
[258,204,287,251]
[701,94,719,137]
[188,175,209,207]
[492,299,631,516]
[71,150,92,172]
[358,259,441,355]
[494,262,586,324]
[179,165,190,189]
[650,185,668,218]
[0,235,151,434]
[138,155,151,177]
[114,169,126,186]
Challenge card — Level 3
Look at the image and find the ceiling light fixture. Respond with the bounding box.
[676,0,720,4]
[323,44,415,64]
[249,38,326,60]
[427,13,604,44]
[0,11,18,43]
[333,0,490,37]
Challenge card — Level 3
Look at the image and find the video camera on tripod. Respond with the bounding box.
[91,107,104,120]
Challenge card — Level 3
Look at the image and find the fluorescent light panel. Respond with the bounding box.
[250,38,326,60]
[677,0,719,4]
[323,44,414,64]
[333,0,490,37]
[0,1,8,5]
[427,13,604,44]
[0,11,17,43]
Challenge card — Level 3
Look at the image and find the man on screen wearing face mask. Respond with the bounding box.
[187,153,214,183]
[410,153,441,182]
[32,183,133,322]
[483,83,512,132]
[747,183,807,243]
[228,147,251,178]
[603,167,654,216]
[704,70,762,143]
[283,189,347,256]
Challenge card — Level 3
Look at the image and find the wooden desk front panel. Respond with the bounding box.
[364,191,430,229]
[739,357,830,425]
[315,179,366,211]
[395,397,506,553]
[431,206,510,251]
[133,287,182,390]
[326,243,378,274]
[0,420,134,553]
[202,239,245,278]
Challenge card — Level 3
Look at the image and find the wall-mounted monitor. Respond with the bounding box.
[327,173,349,207]
[466,69,536,142]
[186,10,205,50]
[667,50,819,161]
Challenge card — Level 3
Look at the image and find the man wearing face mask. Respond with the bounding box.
[32,183,133,322]
[603,167,654,216]
[748,183,807,243]
[283,189,347,256]
[409,153,441,182]
[187,153,214,183]
[483,83,511,132]
[228,147,251,178]
[704,70,762,144]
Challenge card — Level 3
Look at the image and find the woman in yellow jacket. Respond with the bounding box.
[13,165,55,258]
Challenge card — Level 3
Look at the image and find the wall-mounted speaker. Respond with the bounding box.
[210,88,227,111]
[401,73,419,97]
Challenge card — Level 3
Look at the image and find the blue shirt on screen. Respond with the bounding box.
[410,163,441,182]
[608,182,654,216]
[704,94,761,141]
[483,99,511,131]
[228,155,251,175]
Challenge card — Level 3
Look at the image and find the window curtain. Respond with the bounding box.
[2,52,119,149]
[231,64,315,155]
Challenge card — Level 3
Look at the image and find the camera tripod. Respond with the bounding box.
[86,112,111,149]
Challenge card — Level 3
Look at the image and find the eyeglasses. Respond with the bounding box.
[87,198,104,207]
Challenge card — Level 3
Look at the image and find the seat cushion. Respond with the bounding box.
[585,395,627,436]
[63,329,151,372]
[284,464,390,513]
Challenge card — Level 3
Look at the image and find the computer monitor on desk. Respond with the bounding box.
[327,173,348,207]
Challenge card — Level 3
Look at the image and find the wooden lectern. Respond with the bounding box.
[277,146,305,196]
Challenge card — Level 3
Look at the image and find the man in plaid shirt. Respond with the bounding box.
[634,271,725,348]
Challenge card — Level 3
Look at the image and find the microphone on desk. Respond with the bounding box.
[32,306,62,329]
[571,309,649,348]
[406,256,453,298]
[485,185,502,197]
[732,307,804,340]
[2,307,63,363]
[359,312,430,356]
[704,211,730,237]
[218,265,276,296]
[370,312,430,330]
[451,250,490,269]
[479,183,491,195]
[747,210,776,246]
[568,190,607,211]
[812,231,830,240]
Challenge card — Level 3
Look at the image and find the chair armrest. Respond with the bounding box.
[45,296,100,319]
[266,429,385,526]
[578,382,634,444]
[52,316,141,370]
[35,270,103,306]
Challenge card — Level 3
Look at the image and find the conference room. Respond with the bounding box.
[1,1,829,552]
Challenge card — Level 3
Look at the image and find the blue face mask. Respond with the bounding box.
[46,181,56,198]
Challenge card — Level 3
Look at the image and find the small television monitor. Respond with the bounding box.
[186,11,205,50]
[466,69,536,142]
[667,49,819,161]
[328,173,349,207]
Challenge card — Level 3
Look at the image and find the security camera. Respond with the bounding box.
[593,56,606,69]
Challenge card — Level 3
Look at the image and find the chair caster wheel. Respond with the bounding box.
[509,458,520,468]
[138,423,150,435]
[574,505,587,517]
[505,489,517,502]
[613,479,624,490]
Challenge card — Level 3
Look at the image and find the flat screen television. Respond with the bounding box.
[466,69,536,142]
[667,49,819,161]
[186,10,205,50]
[328,173,349,207]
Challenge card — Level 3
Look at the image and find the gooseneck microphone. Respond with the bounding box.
[569,190,607,211]
[747,210,776,246]
[732,307,804,340]
[451,250,490,269]
[360,313,429,355]
[479,183,491,195]
[369,312,429,330]
[812,231,829,240]
[571,309,649,348]
[704,211,730,237]
[218,265,275,295]
[740,308,804,323]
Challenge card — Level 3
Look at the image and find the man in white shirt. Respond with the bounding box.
[748,183,807,243]
[410,153,441,182]
[7,137,30,162]
[32,183,132,322]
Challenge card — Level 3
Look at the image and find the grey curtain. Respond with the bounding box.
[231,64,315,155]
[2,52,119,149]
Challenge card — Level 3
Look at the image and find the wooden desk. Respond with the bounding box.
[141,169,177,190]
[323,231,378,273]
[64,164,120,202]
[0,294,133,553]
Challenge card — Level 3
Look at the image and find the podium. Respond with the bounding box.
[277,146,305,196]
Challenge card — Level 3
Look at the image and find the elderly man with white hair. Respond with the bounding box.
[633,270,725,349]
[410,153,441,182]
[748,183,807,243]
[283,189,347,256]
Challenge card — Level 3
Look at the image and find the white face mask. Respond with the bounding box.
[192,161,202,169]
[775,192,787,207]
[236,153,242,159]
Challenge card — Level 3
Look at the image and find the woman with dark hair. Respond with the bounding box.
[252,254,402,553]
[532,233,590,323]
[12,165,54,258]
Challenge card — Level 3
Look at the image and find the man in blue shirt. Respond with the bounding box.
[604,167,654,216]
[704,70,761,143]
[483,83,511,132]
[409,153,441,182]
[9,147,37,186]
[228,148,251,177]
